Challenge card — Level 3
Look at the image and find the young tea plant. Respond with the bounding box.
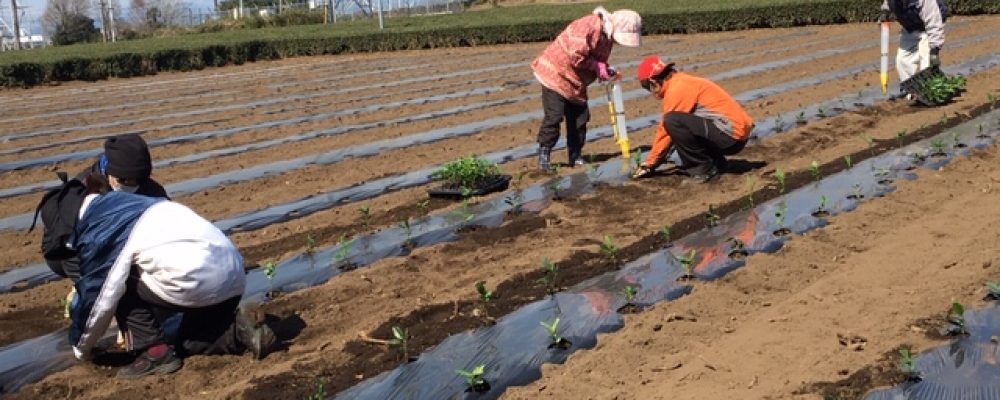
[986,281,1000,300]
[896,129,907,147]
[476,280,494,303]
[358,205,372,230]
[305,234,316,255]
[335,234,353,263]
[844,155,853,169]
[727,237,747,259]
[898,347,920,381]
[306,379,327,400]
[809,161,820,181]
[456,364,488,392]
[600,234,619,261]
[817,106,827,118]
[416,199,431,216]
[745,176,756,209]
[774,113,785,133]
[538,258,559,295]
[705,204,721,227]
[389,325,409,361]
[264,260,278,281]
[678,249,697,280]
[929,137,947,156]
[540,317,570,349]
[946,301,967,335]
[622,285,638,304]
[849,183,864,200]
[774,167,786,193]
[431,155,500,191]
[503,193,524,215]
[660,225,672,243]
[398,218,413,247]
[795,110,807,125]
[813,195,830,217]
[774,203,789,236]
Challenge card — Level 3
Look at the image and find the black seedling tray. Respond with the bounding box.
[427,174,512,199]
[900,65,957,106]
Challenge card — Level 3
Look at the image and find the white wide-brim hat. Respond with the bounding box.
[610,9,642,47]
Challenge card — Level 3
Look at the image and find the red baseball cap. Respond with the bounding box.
[636,55,674,82]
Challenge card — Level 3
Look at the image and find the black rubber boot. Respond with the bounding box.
[568,147,584,167]
[538,146,553,172]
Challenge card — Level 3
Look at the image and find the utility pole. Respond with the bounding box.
[376,0,383,30]
[108,6,116,42]
[10,0,21,50]
[97,0,108,42]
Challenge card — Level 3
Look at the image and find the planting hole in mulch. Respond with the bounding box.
[467,381,491,393]
[773,227,792,237]
[728,249,749,260]
[678,274,697,282]
[617,303,643,314]
[548,338,573,350]
[846,193,864,200]
[811,209,831,218]
[877,178,894,185]
[338,263,361,272]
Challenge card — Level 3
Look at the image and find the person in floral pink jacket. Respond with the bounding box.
[531,6,642,172]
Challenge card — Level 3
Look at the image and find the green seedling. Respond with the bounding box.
[456,364,487,391]
[774,167,786,193]
[705,204,721,227]
[538,258,559,295]
[587,154,597,164]
[939,112,948,126]
[431,155,500,191]
[951,132,961,145]
[335,234,352,263]
[398,218,413,246]
[774,113,784,133]
[264,260,278,280]
[540,317,568,348]
[503,193,524,214]
[817,106,826,118]
[585,163,601,179]
[896,129,907,147]
[910,151,927,166]
[857,89,864,99]
[416,199,431,216]
[813,195,829,217]
[977,123,988,138]
[459,191,476,223]
[898,347,919,380]
[989,93,998,109]
[844,155,853,169]
[305,234,316,255]
[389,325,409,361]
[986,281,1000,300]
[775,203,787,228]
[632,149,644,170]
[512,171,527,189]
[946,301,966,335]
[929,138,947,156]
[745,176,756,209]
[809,161,820,181]
[795,110,807,125]
[622,285,638,304]
[547,176,563,199]
[660,225,672,243]
[306,378,327,400]
[727,237,747,258]
[475,280,494,303]
[600,234,619,261]
[678,249,697,279]
[358,205,372,229]
[850,183,863,199]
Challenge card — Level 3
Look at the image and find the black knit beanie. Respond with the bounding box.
[104,134,152,181]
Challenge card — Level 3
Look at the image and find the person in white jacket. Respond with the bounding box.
[880,0,947,82]
[44,173,275,379]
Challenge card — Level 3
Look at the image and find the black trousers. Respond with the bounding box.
[664,112,747,175]
[537,87,590,156]
[115,271,244,357]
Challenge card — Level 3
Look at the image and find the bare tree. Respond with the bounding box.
[350,0,371,17]
[126,0,185,30]
[41,0,92,35]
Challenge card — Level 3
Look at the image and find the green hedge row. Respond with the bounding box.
[1,0,997,88]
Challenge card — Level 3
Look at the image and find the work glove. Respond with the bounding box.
[592,60,612,81]
[631,165,653,180]
[877,9,891,23]
[929,47,941,67]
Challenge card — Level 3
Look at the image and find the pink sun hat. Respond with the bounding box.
[610,9,642,47]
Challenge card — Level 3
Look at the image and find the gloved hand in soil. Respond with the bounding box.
[592,60,613,81]
[631,165,654,180]
[929,47,941,67]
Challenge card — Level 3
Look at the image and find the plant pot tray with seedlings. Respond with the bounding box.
[900,65,967,107]
[427,155,512,199]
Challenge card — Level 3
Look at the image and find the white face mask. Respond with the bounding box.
[111,181,139,193]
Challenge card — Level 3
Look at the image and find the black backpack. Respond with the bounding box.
[29,172,88,261]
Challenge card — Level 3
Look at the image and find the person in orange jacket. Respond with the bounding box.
[631,55,755,183]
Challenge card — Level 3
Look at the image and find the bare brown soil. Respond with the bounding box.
[1,16,1000,399]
